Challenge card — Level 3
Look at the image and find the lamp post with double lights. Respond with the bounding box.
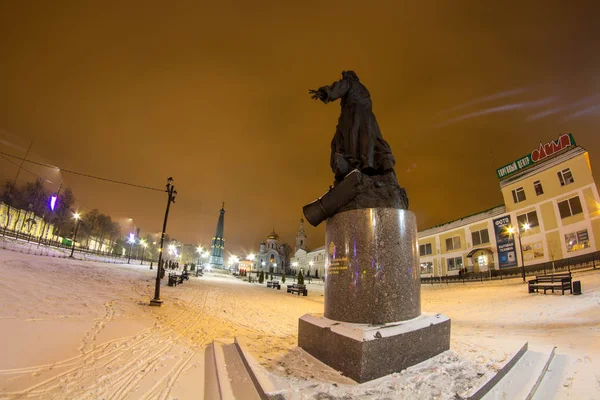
[508,223,530,283]
[150,177,177,307]
[69,213,81,258]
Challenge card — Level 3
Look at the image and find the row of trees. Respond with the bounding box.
[1,178,127,255]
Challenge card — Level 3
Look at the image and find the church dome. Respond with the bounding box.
[267,231,279,240]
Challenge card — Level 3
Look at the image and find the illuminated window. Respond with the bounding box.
[471,229,490,246]
[511,187,526,203]
[447,256,463,271]
[445,236,461,251]
[557,168,574,186]
[558,196,583,219]
[533,180,544,196]
[565,230,590,252]
[419,243,432,256]
[516,211,539,228]
[420,262,433,274]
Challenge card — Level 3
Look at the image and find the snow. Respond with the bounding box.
[0,237,599,399]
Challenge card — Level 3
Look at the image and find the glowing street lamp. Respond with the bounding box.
[127,233,135,264]
[246,253,255,273]
[196,246,203,265]
[69,213,81,258]
[507,223,530,283]
[140,239,148,265]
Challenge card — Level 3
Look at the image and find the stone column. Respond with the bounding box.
[299,207,451,383]
[324,208,420,324]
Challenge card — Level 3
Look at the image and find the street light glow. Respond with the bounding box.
[292,262,298,267]
[73,212,81,220]
[247,253,255,261]
[197,246,203,253]
[523,223,530,231]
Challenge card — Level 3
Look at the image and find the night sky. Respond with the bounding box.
[1,2,599,256]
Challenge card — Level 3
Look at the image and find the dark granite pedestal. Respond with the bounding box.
[299,313,450,383]
[298,208,451,383]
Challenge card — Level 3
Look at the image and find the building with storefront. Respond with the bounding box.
[418,133,600,277]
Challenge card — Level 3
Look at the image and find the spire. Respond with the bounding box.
[296,217,308,251]
[209,204,226,267]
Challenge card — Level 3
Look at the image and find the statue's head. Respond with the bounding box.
[342,70,359,81]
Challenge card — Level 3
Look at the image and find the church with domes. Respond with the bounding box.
[256,229,287,274]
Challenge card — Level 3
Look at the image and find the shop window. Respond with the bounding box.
[557,168,574,186]
[565,230,590,252]
[516,210,540,229]
[419,243,432,256]
[533,180,544,196]
[558,196,583,219]
[420,262,433,274]
[447,256,463,271]
[471,229,490,246]
[445,236,461,251]
[511,187,526,203]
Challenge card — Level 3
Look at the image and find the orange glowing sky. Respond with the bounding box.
[1,2,599,254]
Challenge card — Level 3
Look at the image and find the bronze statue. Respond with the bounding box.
[309,70,396,183]
[303,71,408,227]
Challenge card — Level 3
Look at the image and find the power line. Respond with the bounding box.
[0,150,166,192]
[0,153,51,183]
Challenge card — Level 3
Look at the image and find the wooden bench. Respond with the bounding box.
[528,273,572,295]
[267,280,281,290]
[287,284,307,296]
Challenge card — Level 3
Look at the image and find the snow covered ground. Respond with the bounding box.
[0,239,599,399]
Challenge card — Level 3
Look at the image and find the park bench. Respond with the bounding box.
[168,273,185,287]
[287,283,308,296]
[267,280,281,290]
[528,272,572,295]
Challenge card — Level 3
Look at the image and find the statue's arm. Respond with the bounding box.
[321,79,350,103]
[310,79,350,104]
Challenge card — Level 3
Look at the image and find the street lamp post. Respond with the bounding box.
[69,213,81,258]
[150,177,177,307]
[127,233,135,264]
[247,253,255,276]
[196,246,203,265]
[508,223,530,283]
[140,240,147,265]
